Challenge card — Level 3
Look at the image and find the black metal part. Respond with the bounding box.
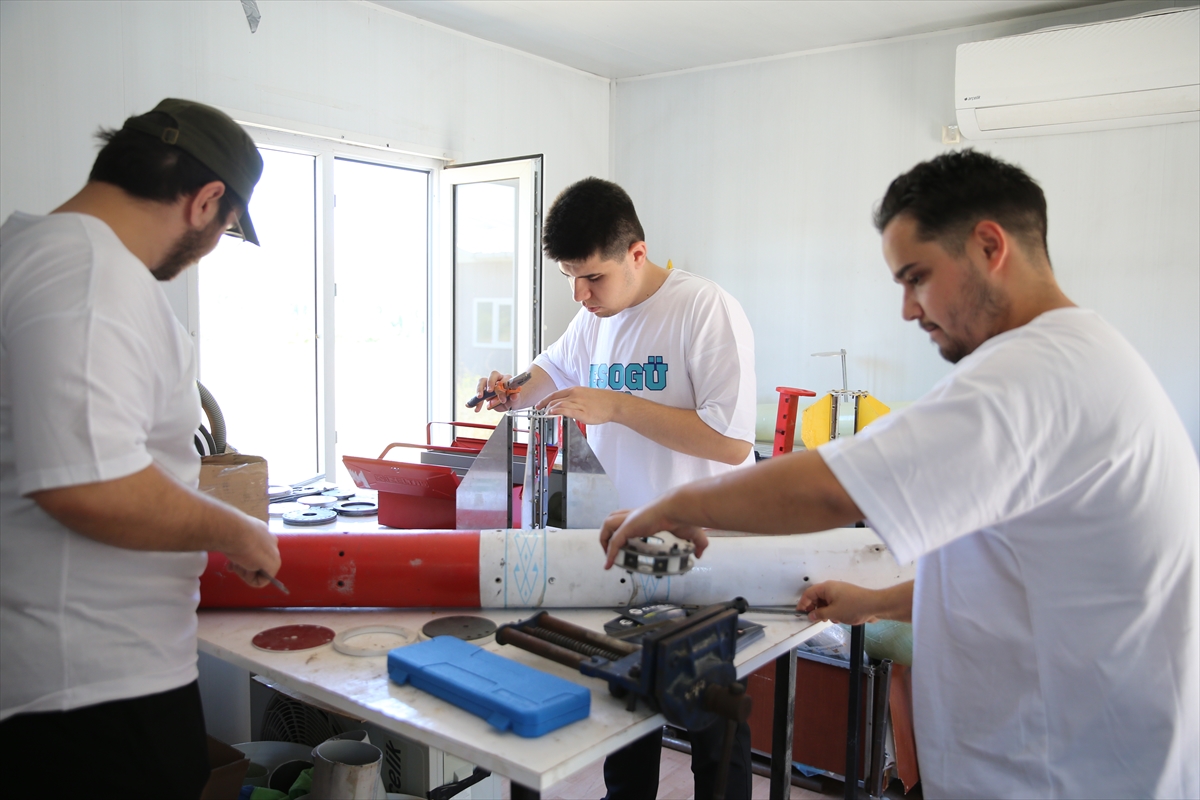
[714,717,738,800]
[334,499,378,517]
[770,649,796,800]
[845,624,865,800]
[428,765,491,800]
[868,659,893,799]
[706,681,751,800]
[510,783,540,800]
[505,416,513,527]
[422,616,497,641]
[281,508,337,526]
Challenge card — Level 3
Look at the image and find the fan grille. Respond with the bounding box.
[259,693,349,746]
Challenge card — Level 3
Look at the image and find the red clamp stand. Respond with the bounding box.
[773,386,817,456]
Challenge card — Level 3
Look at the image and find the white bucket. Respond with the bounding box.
[310,739,383,800]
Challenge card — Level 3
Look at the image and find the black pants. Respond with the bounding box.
[0,681,210,800]
[603,720,753,800]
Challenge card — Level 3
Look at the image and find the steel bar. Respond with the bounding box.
[845,624,865,800]
[495,625,586,669]
[868,659,893,798]
[535,613,641,657]
[770,649,796,800]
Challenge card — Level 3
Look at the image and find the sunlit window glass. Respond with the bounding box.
[198,148,317,482]
[333,158,428,488]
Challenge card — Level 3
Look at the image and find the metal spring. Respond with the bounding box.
[527,625,623,661]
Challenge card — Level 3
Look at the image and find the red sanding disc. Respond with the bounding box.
[252,624,336,652]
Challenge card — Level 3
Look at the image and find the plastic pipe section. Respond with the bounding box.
[199,528,913,609]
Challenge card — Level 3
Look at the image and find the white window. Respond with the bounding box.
[473,299,514,348]
[189,123,542,485]
[437,158,543,430]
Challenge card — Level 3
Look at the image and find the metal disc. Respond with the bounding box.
[252,624,335,652]
[298,495,336,508]
[321,489,355,501]
[282,508,337,526]
[268,502,305,517]
[422,616,497,641]
[268,485,294,499]
[334,500,378,517]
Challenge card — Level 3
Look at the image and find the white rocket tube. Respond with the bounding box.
[477,527,913,609]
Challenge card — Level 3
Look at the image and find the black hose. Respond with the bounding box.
[196,381,226,454]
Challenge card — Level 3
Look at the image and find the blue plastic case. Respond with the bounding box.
[387,636,591,737]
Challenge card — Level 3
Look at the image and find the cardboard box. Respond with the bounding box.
[199,454,268,522]
[200,736,251,800]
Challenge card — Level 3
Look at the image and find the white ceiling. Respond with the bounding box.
[370,0,1107,80]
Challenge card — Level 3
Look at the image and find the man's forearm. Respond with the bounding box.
[612,394,752,464]
[874,580,914,623]
[31,463,260,554]
[667,449,863,533]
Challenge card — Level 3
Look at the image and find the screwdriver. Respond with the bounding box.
[259,572,290,595]
[466,370,533,408]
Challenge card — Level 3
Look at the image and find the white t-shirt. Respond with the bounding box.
[534,269,757,508]
[821,308,1199,799]
[0,212,207,721]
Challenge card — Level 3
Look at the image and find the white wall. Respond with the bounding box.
[0,0,608,341]
[613,1,1200,449]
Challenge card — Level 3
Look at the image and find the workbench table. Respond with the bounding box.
[198,606,826,797]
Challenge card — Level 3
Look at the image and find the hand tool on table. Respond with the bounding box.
[466,370,532,408]
[258,571,290,595]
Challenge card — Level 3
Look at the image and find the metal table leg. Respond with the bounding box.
[770,649,796,800]
[867,659,893,799]
[844,624,865,800]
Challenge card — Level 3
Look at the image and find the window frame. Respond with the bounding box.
[436,156,544,426]
[186,122,444,480]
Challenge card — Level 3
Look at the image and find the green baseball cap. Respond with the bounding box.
[122,98,264,245]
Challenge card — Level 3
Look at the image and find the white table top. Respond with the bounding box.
[197,607,826,791]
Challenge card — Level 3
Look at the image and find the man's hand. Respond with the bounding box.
[537,386,624,425]
[798,579,914,624]
[474,371,515,412]
[599,503,710,569]
[220,517,281,587]
[471,366,554,413]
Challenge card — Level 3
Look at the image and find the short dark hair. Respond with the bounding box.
[543,177,645,263]
[873,149,1048,257]
[90,115,242,220]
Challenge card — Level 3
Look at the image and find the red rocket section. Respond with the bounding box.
[199,531,482,608]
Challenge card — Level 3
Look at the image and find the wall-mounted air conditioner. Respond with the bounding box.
[955,7,1199,139]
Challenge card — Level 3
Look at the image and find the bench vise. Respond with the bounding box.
[496,597,753,737]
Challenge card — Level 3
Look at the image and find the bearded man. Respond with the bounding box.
[600,150,1199,799]
[0,99,281,798]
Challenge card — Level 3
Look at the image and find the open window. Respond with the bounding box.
[433,156,543,434]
